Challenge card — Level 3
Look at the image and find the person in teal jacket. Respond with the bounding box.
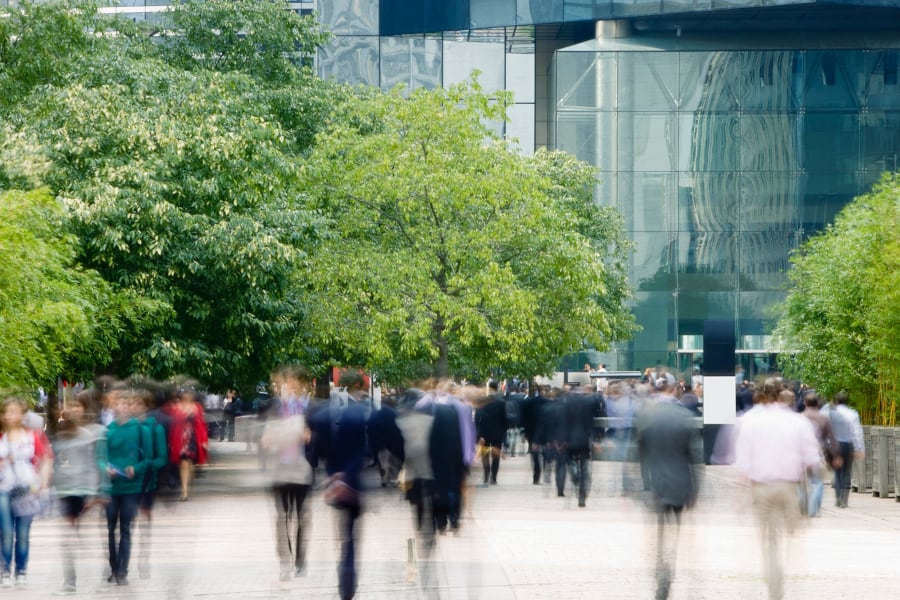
[103,388,152,586]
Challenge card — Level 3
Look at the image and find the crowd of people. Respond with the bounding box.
[0,365,868,599]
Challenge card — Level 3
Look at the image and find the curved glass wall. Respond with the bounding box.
[554,36,900,371]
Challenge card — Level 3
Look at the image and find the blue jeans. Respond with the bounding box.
[807,473,824,517]
[0,492,33,575]
[106,493,140,578]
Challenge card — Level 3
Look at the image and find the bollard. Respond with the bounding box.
[406,537,416,583]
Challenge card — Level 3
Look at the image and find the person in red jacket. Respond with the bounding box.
[164,385,208,501]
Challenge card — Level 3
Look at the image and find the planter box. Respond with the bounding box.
[871,427,896,498]
[895,429,900,503]
[852,426,873,493]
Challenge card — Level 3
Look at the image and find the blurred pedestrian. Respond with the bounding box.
[475,382,506,486]
[827,392,864,508]
[800,392,839,517]
[164,384,208,502]
[52,390,104,594]
[0,397,54,588]
[314,371,368,600]
[735,378,820,599]
[104,389,152,586]
[261,368,314,582]
[638,397,703,599]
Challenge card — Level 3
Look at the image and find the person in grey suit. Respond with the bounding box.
[637,398,703,600]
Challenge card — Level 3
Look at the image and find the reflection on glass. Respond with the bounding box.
[380,36,442,92]
[318,36,380,86]
[319,0,379,35]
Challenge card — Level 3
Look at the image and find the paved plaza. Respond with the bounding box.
[18,441,900,599]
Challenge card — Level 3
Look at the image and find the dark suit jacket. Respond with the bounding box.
[475,395,507,446]
[638,401,702,508]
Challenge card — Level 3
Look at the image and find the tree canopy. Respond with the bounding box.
[306,81,636,382]
[776,173,900,425]
[1,0,340,389]
[1,1,636,391]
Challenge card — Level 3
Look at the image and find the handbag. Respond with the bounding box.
[323,473,359,508]
[9,485,40,518]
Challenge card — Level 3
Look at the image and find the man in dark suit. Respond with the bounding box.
[563,387,604,507]
[475,381,507,485]
[520,385,548,484]
[637,399,703,600]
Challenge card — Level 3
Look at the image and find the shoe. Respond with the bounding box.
[56,583,77,595]
[107,574,116,584]
[557,492,565,497]
[116,575,128,586]
[14,573,25,587]
[1,572,10,588]
[180,496,189,501]
[279,570,291,582]
[294,566,306,578]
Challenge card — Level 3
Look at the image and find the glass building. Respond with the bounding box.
[52,1,900,376]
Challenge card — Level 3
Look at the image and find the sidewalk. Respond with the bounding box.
[19,441,900,599]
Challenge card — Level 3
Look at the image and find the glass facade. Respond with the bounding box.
[554,37,900,370]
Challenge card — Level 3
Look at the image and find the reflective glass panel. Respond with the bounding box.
[556,52,615,110]
[380,36,442,92]
[618,112,678,172]
[804,112,859,173]
[860,111,900,173]
[618,52,678,111]
[685,113,741,172]
[320,0,379,35]
[619,172,678,233]
[740,113,800,172]
[443,39,505,92]
[737,231,793,292]
[738,172,800,232]
[471,0,516,28]
[803,51,866,111]
[317,36,379,86]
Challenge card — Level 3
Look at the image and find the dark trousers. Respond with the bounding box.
[481,446,500,484]
[655,505,683,600]
[106,493,140,578]
[568,449,592,506]
[530,446,542,483]
[833,441,853,506]
[274,483,310,571]
[338,503,361,600]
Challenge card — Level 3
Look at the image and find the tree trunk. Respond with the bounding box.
[432,318,449,378]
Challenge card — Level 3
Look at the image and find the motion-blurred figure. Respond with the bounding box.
[261,368,314,581]
[475,382,506,486]
[637,396,703,599]
[562,387,604,507]
[520,386,548,485]
[164,384,208,502]
[735,378,820,600]
[314,371,368,600]
[827,392,864,508]
[53,391,103,594]
[800,392,838,517]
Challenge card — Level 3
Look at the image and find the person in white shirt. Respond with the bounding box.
[828,392,864,508]
[735,378,820,600]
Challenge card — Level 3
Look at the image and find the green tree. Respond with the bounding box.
[776,173,900,425]
[306,80,636,382]
[1,1,342,388]
[0,188,162,391]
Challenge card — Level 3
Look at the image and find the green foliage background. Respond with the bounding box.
[777,173,900,425]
